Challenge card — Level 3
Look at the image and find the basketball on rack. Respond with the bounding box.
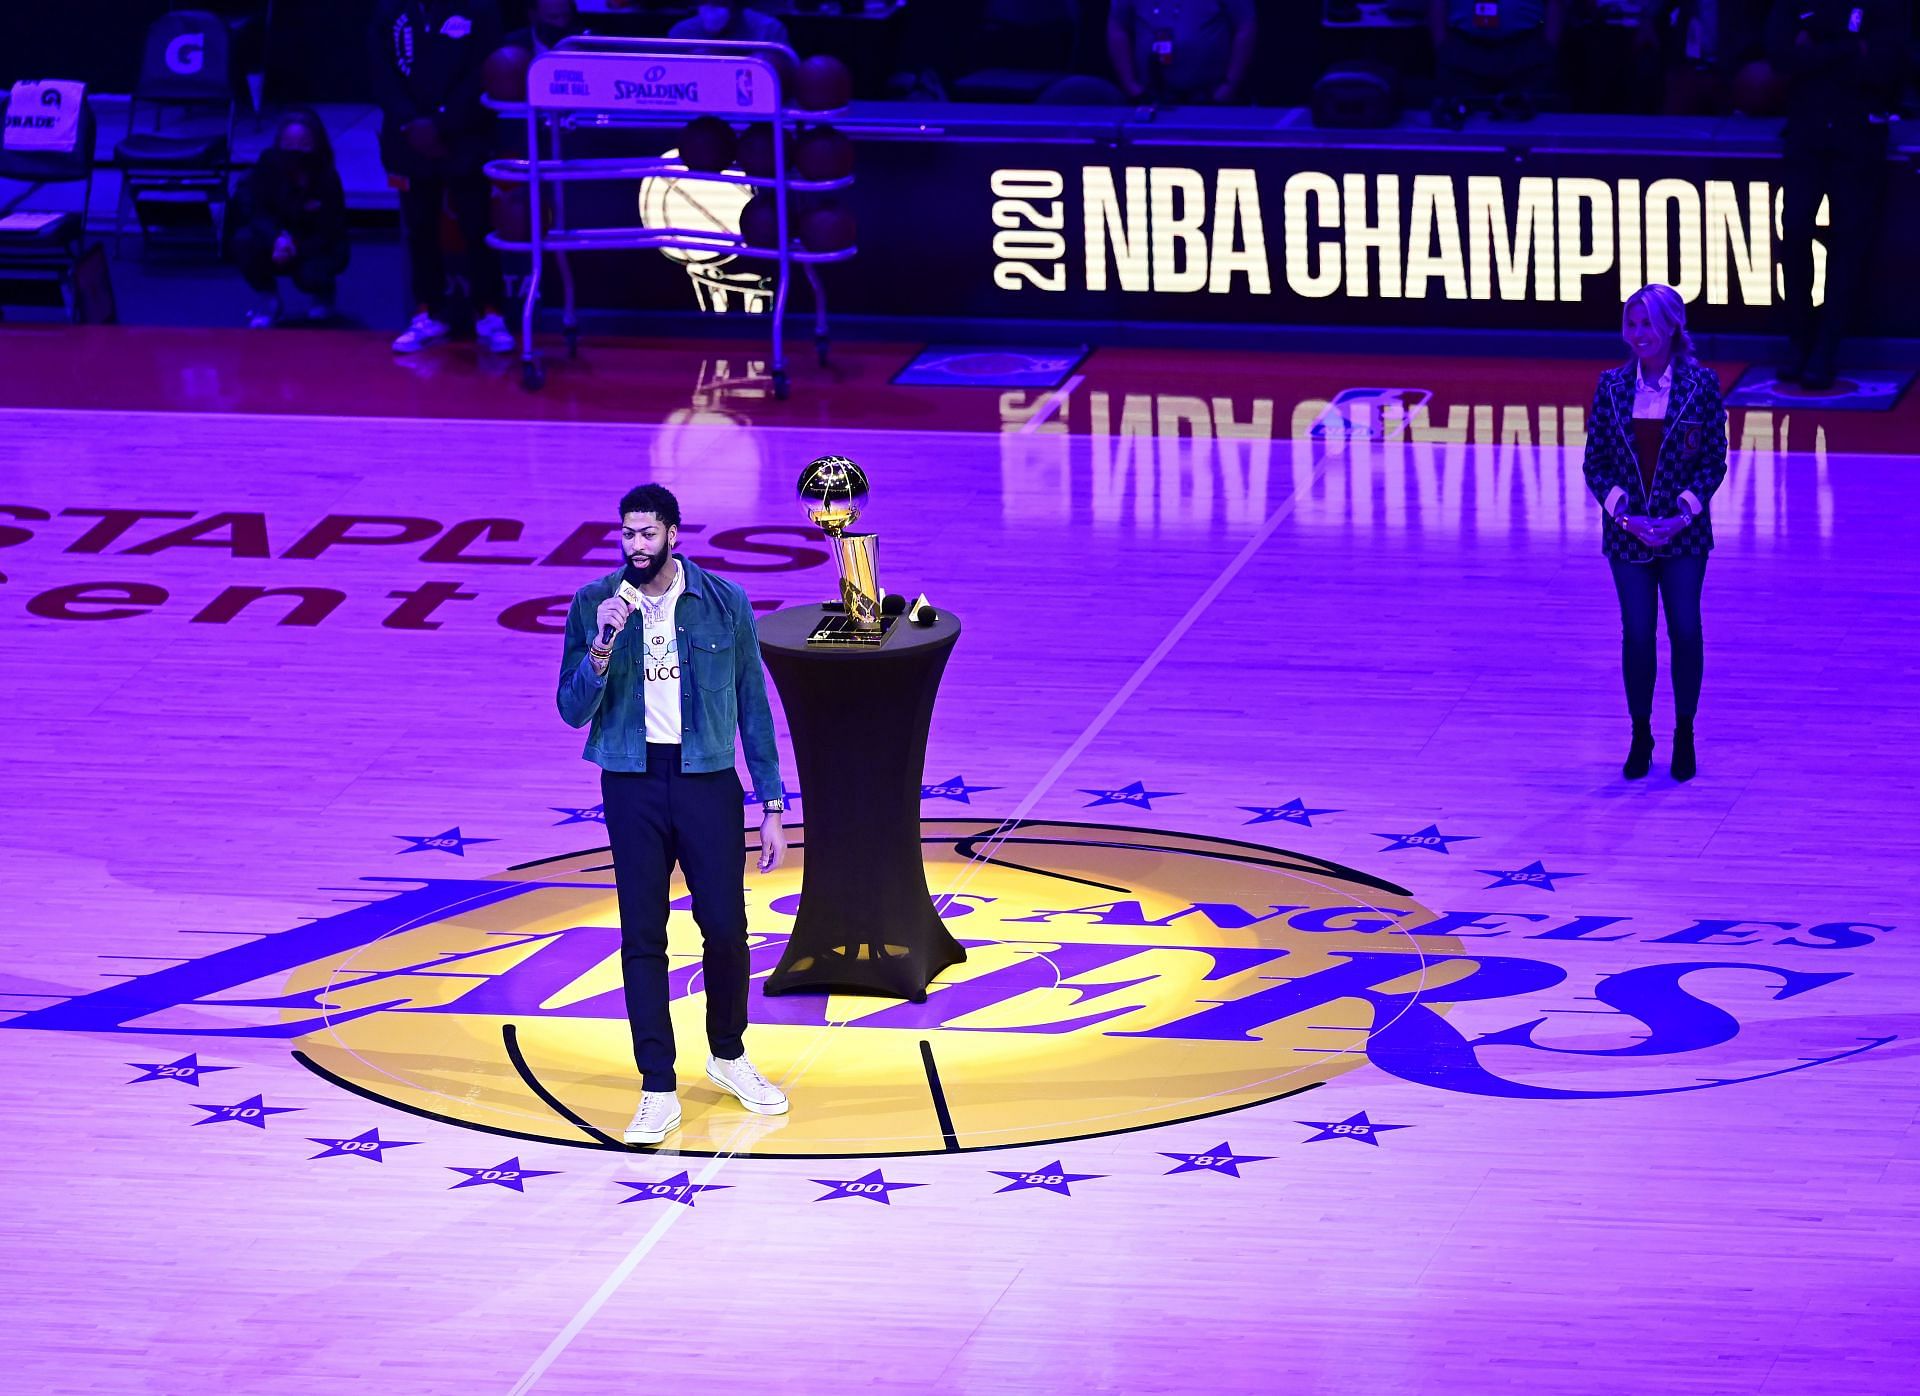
[794,127,854,183]
[491,183,530,241]
[680,116,737,173]
[482,44,533,103]
[1729,59,1786,117]
[736,124,777,179]
[799,203,856,253]
[794,55,853,112]
[638,155,755,264]
[739,192,782,251]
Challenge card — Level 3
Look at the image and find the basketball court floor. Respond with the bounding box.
[1,330,1915,1394]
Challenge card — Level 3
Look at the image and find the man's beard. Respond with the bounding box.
[628,547,669,584]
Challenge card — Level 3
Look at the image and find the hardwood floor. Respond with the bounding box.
[0,332,1913,1395]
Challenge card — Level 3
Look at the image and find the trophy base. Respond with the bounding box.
[806,612,897,647]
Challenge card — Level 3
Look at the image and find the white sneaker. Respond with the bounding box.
[246,300,282,329]
[391,312,449,353]
[623,1090,682,1145]
[706,1054,789,1115]
[475,311,515,353]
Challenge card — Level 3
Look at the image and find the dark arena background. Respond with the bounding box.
[2,4,1917,1394]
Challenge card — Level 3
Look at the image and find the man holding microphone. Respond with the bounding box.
[557,484,790,1145]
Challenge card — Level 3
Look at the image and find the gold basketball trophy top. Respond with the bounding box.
[799,455,895,646]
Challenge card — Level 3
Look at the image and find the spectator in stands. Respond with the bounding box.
[369,0,515,355]
[669,2,789,47]
[1767,0,1909,388]
[505,0,586,54]
[1108,0,1257,105]
[1429,0,1564,114]
[229,109,349,328]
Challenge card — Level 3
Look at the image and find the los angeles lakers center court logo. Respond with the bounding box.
[285,819,1455,1158]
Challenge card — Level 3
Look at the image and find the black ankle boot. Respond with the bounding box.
[1671,724,1697,782]
[1623,725,1654,779]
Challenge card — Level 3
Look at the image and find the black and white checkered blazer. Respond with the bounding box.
[1581,358,1729,561]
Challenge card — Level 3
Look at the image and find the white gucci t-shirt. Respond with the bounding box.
[635,564,685,744]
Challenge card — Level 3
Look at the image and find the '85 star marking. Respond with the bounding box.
[1297,1111,1410,1146]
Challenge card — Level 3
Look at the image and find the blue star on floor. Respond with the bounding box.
[1375,823,1476,854]
[308,1128,421,1162]
[448,1157,561,1192]
[190,1093,300,1129]
[127,1052,234,1087]
[811,1168,927,1204]
[1478,860,1583,891]
[1078,781,1178,810]
[1159,1142,1275,1178]
[1240,798,1341,828]
[394,826,496,857]
[921,775,1001,804]
[992,1161,1105,1196]
[1297,1110,1411,1146]
[549,805,605,826]
[615,1171,731,1207]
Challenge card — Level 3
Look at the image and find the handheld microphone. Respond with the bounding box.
[601,564,646,646]
[880,593,906,618]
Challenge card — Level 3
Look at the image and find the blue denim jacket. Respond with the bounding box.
[556,556,782,800]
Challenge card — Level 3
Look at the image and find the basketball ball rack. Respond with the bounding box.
[483,37,856,396]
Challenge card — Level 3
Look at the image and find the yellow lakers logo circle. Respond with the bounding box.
[290,820,1453,1157]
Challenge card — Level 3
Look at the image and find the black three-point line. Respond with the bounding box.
[919,1039,960,1152]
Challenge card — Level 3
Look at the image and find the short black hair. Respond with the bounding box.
[618,483,681,529]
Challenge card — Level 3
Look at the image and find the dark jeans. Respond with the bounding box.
[1780,128,1887,376]
[1608,555,1707,726]
[396,169,503,319]
[603,746,749,1092]
[232,227,348,301]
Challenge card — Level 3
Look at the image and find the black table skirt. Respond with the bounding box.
[756,604,966,1002]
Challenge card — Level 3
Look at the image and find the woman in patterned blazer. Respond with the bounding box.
[1581,283,1728,782]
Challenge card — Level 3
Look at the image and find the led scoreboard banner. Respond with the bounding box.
[545,105,1920,336]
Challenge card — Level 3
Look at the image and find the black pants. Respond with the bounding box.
[1609,554,1707,726]
[396,169,502,319]
[602,746,749,1092]
[232,227,348,300]
[1780,128,1887,376]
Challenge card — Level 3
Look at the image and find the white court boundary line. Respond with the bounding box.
[504,429,1359,1395]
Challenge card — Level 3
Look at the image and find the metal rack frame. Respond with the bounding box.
[483,36,857,396]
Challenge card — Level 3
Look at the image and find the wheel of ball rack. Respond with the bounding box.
[483,37,857,393]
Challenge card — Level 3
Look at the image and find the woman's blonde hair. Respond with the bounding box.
[1622,282,1695,364]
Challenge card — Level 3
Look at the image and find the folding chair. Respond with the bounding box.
[0,83,105,321]
[113,10,235,251]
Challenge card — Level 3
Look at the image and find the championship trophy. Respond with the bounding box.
[799,455,894,646]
